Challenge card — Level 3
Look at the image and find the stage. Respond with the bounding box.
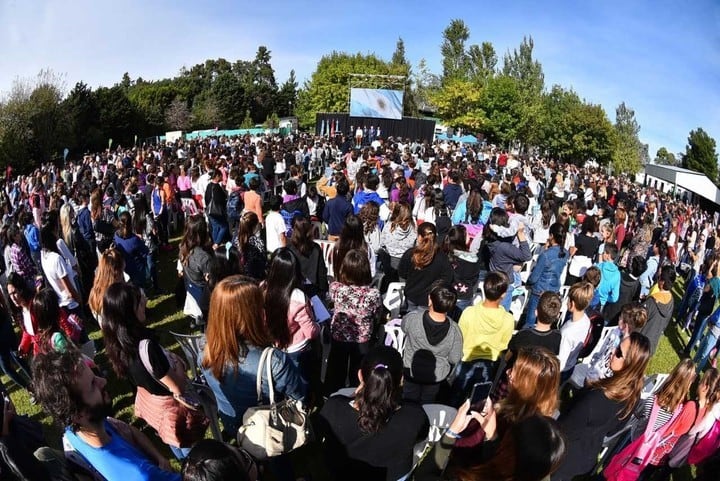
[315,113,436,143]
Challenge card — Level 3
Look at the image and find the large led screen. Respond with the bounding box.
[349,88,404,120]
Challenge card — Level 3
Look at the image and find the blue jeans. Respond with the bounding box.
[523,292,541,329]
[169,445,191,459]
[500,288,513,312]
[208,216,229,245]
[686,314,714,355]
[694,328,719,372]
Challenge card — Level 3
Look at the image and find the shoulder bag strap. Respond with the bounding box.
[265,348,276,405]
[256,347,273,404]
[138,339,155,380]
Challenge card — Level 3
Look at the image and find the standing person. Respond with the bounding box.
[76,190,95,252]
[0,280,32,393]
[398,222,453,311]
[265,195,287,255]
[263,248,320,392]
[552,332,652,481]
[151,175,171,250]
[524,223,569,329]
[113,211,149,288]
[484,208,532,312]
[60,204,96,301]
[178,215,214,324]
[332,215,375,280]
[88,248,126,328]
[507,292,563,357]
[7,224,40,291]
[243,177,264,226]
[39,216,83,318]
[380,202,417,271]
[322,180,354,241]
[315,346,429,481]
[640,264,676,355]
[288,216,328,298]
[400,283,463,403]
[31,349,180,481]
[100,282,194,460]
[233,211,266,281]
[200,276,306,481]
[204,169,229,246]
[325,250,382,394]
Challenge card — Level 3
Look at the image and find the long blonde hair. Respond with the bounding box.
[88,249,125,315]
[59,204,74,248]
[655,359,695,413]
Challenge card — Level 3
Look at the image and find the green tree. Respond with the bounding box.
[430,78,485,131]
[467,42,497,85]
[682,128,718,181]
[295,51,398,128]
[277,70,298,117]
[440,19,470,83]
[240,110,254,129]
[390,37,416,116]
[413,58,441,113]
[391,37,408,68]
[536,85,614,164]
[64,81,103,153]
[502,36,544,148]
[654,147,677,166]
[480,75,522,146]
[210,71,246,127]
[95,85,137,147]
[611,102,643,175]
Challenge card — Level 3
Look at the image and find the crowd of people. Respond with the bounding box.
[0,131,719,481]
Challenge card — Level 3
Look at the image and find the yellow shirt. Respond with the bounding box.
[458,304,514,362]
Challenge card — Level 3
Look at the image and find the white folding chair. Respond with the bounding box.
[384,319,406,355]
[559,263,569,286]
[473,280,485,305]
[181,198,199,215]
[520,255,538,284]
[413,404,458,463]
[383,282,406,319]
[169,331,207,380]
[641,373,669,400]
[510,286,529,325]
[314,239,335,277]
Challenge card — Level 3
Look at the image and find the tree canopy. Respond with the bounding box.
[682,128,719,182]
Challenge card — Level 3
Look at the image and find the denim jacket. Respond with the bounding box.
[526,245,568,295]
[200,346,307,434]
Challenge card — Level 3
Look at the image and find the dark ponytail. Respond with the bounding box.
[549,222,567,258]
[355,346,403,434]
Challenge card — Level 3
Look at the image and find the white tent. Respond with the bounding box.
[643,164,720,205]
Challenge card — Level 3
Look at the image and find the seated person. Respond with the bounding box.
[315,346,429,481]
[507,291,562,357]
[182,439,257,481]
[32,349,180,481]
[559,282,594,377]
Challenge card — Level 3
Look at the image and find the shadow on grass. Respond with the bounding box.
[665,322,690,357]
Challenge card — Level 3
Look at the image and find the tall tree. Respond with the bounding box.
[64,81,103,153]
[277,70,298,117]
[391,38,409,67]
[611,102,643,175]
[480,75,522,146]
[413,58,441,113]
[654,147,677,166]
[440,19,470,83]
[467,42,497,85]
[501,36,544,147]
[295,51,398,128]
[165,97,192,131]
[430,78,485,131]
[682,128,719,182]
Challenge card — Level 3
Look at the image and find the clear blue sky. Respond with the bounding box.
[1,0,718,157]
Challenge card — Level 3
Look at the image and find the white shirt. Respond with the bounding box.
[265,211,286,254]
[41,249,78,309]
[559,314,591,372]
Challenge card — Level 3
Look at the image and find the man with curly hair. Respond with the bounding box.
[32,350,179,481]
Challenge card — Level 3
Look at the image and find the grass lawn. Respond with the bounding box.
[2,245,703,480]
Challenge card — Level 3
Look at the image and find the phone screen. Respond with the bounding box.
[469,381,493,408]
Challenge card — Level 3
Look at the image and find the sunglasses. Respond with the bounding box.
[614,346,624,359]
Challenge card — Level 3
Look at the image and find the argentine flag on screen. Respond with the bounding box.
[350,88,404,120]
